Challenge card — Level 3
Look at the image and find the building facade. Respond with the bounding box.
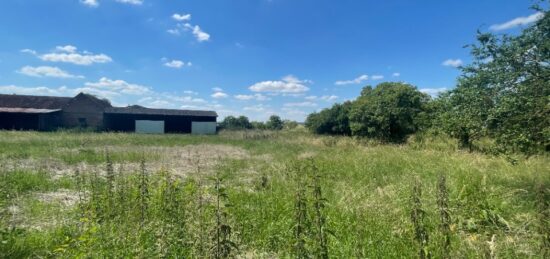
[0,93,217,134]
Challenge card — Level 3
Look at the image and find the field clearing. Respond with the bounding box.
[0,130,548,258]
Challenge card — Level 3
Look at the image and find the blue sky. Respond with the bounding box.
[0,0,543,121]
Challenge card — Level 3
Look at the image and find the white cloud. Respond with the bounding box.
[211,92,228,99]
[39,45,112,65]
[244,104,270,112]
[17,66,84,79]
[167,28,180,35]
[164,59,191,69]
[85,77,151,95]
[320,95,338,101]
[420,87,448,97]
[183,23,210,42]
[56,45,77,53]
[212,87,223,92]
[234,93,270,101]
[335,74,368,85]
[284,101,317,107]
[249,75,310,93]
[115,0,143,5]
[490,12,544,31]
[184,90,198,95]
[172,13,191,21]
[371,75,384,80]
[305,95,317,100]
[20,49,37,55]
[81,0,99,7]
[392,72,400,77]
[442,59,463,68]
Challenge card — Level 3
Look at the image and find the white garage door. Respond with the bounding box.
[191,122,216,135]
[135,120,165,134]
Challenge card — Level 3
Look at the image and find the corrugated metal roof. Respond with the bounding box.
[105,106,217,117]
[0,94,71,109]
[0,107,62,114]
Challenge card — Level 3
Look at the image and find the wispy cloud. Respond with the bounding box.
[490,12,544,31]
[392,72,400,77]
[284,101,317,107]
[17,66,84,79]
[80,0,99,7]
[163,59,191,69]
[234,93,270,101]
[335,74,368,85]
[115,0,143,5]
[371,75,384,80]
[85,77,151,95]
[172,13,191,22]
[442,59,463,68]
[23,45,112,66]
[167,14,211,42]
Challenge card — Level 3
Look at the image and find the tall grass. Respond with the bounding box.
[0,130,548,257]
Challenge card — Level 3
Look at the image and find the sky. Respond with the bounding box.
[0,0,544,121]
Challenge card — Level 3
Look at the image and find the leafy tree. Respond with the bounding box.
[305,102,352,135]
[349,82,430,142]
[438,3,549,153]
[251,121,267,130]
[219,115,252,130]
[266,115,284,130]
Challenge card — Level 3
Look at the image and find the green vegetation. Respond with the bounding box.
[305,4,549,154]
[0,130,548,258]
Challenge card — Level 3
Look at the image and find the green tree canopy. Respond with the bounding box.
[349,82,430,142]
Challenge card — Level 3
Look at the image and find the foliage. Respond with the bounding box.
[305,101,352,135]
[437,5,549,153]
[349,82,431,142]
[219,116,252,130]
[266,115,284,130]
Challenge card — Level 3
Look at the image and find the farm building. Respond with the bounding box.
[0,93,217,134]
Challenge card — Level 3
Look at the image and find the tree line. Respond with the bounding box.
[219,115,299,131]
[306,4,549,154]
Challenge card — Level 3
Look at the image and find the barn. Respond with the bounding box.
[0,93,217,134]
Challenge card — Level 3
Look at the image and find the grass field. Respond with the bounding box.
[0,130,548,258]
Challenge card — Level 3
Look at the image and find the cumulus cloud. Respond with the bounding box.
[442,59,463,68]
[490,12,544,31]
[30,45,113,65]
[115,0,143,5]
[172,13,191,21]
[335,74,368,85]
[17,66,84,79]
[249,75,310,93]
[80,0,99,7]
[85,77,151,95]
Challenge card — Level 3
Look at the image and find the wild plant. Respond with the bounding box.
[309,160,329,259]
[138,157,149,227]
[536,183,549,257]
[437,174,451,258]
[211,167,238,258]
[292,162,310,259]
[411,177,430,259]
